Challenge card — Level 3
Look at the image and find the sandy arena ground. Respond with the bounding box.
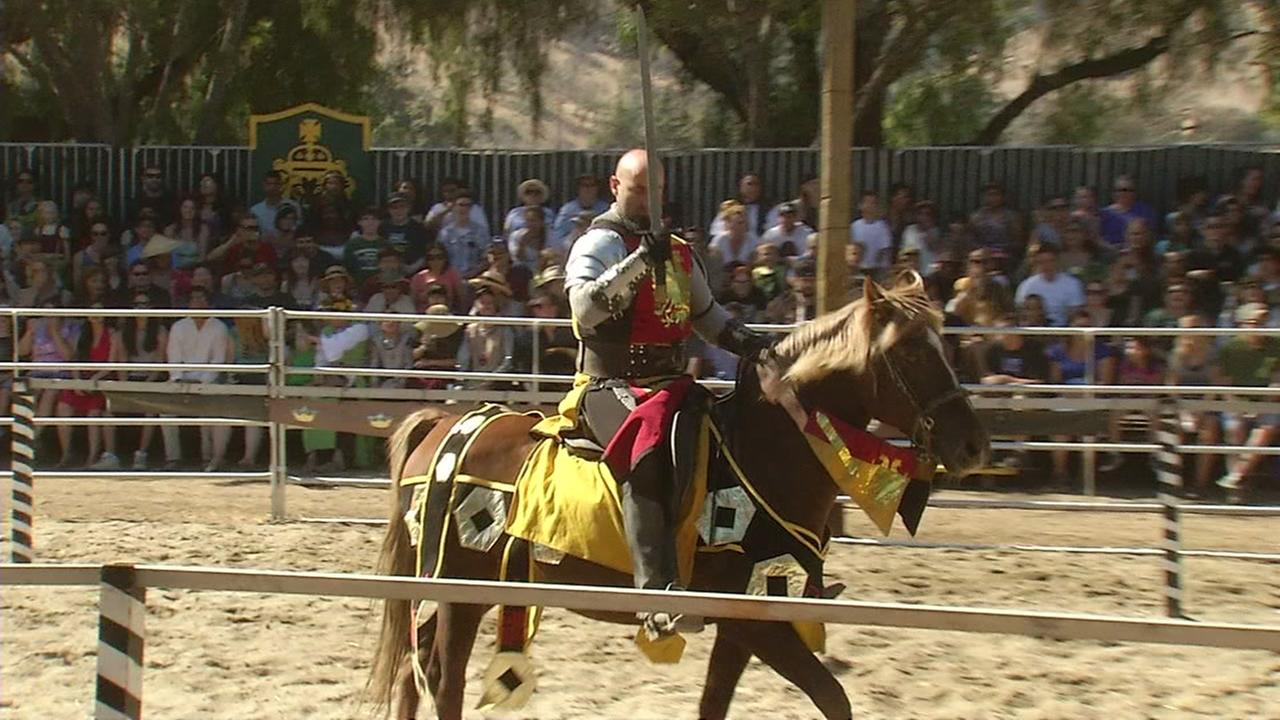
[2,474,1278,719]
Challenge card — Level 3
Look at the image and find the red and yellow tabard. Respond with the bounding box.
[622,232,694,344]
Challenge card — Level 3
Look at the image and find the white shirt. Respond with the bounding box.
[167,318,230,383]
[760,222,814,255]
[710,232,760,266]
[709,202,765,238]
[1015,272,1085,326]
[317,323,371,367]
[901,224,940,276]
[851,218,893,269]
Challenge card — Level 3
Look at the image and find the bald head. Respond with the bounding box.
[611,148,665,226]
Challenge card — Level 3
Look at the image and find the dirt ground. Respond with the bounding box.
[2,474,1278,719]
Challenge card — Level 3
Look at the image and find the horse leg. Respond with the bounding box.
[697,624,752,720]
[394,610,438,720]
[737,620,851,720]
[432,601,490,720]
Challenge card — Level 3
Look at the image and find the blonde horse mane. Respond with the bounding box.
[770,271,941,387]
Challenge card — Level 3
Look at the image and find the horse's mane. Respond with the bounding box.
[769,274,941,387]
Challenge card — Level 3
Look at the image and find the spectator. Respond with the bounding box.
[718,263,767,318]
[515,290,575,375]
[229,312,271,468]
[1029,195,1071,250]
[1124,218,1163,285]
[901,200,943,275]
[752,244,788,297]
[552,175,609,247]
[1015,244,1084,326]
[1211,303,1280,502]
[481,242,530,306]
[195,172,231,240]
[425,178,491,238]
[78,266,111,308]
[365,277,415,315]
[684,225,726,297]
[564,210,596,250]
[1101,250,1153,326]
[310,201,353,261]
[1167,314,1218,496]
[17,258,69,308]
[503,179,556,238]
[130,166,174,227]
[1163,250,1190,288]
[1057,217,1107,284]
[979,314,1050,385]
[317,265,356,309]
[533,263,567,304]
[70,220,116,294]
[456,281,514,381]
[765,175,820,232]
[18,304,75,447]
[1158,210,1197,255]
[1117,335,1165,385]
[287,233,328,279]
[220,256,257,304]
[438,191,488,278]
[283,249,321,309]
[380,191,431,272]
[32,201,71,266]
[411,246,465,313]
[207,214,277,276]
[311,296,370,471]
[1048,310,1118,480]
[411,305,464,388]
[1143,283,1192,356]
[270,205,301,262]
[1255,245,1280,305]
[764,256,817,324]
[312,170,355,229]
[850,191,893,277]
[710,171,768,239]
[948,249,1013,326]
[71,196,109,242]
[343,206,388,288]
[760,201,813,256]
[1167,175,1209,240]
[710,201,759,267]
[509,205,552,270]
[6,169,40,231]
[121,289,168,469]
[249,170,300,244]
[885,182,916,247]
[54,304,124,469]
[162,287,230,471]
[391,178,426,219]
[122,213,159,267]
[1100,174,1158,248]
[165,196,212,273]
[1187,212,1246,287]
[369,312,415,388]
[925,250,963,306]
[970,181,1024,262]
[1017,293,1049,328]
[140,234,181,301]
[1234,166,1269,242]
[359,246,408,300]
[243,263,289,308]
[1082,282,1115,327]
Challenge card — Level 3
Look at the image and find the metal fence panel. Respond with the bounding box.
[1,143,114,218]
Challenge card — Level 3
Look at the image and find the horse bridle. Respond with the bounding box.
[876,333,970,465]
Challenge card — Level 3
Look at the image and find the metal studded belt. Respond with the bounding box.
[580,341,683,379]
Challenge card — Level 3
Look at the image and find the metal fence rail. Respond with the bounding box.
[6,142,1279,230]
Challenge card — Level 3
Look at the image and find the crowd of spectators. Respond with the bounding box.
[2,164,1277,499]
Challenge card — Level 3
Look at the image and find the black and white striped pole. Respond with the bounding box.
[10,378,36,562]
[95,564,145,720]
[1154,396,1184,618]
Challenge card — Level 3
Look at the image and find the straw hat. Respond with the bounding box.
[534,264,566,288]
[467,270,513,298]
[414,304,463,338]
[321,265,352,283]
[518,178,549,197]
[141,235,182,259]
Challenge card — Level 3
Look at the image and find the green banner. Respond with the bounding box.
[249,102,373,209]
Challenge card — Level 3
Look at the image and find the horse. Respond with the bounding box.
[368,272,990,720]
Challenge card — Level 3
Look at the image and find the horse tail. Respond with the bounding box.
[367,407,449,712]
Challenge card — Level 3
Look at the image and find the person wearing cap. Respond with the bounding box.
[381,191,431,272]
[763,255,817,324]
[411,305,465,388]
[425,178,491,239]
[553,174,609,247]
[249,170,302,242]
[565,150,772,637]
[360,246,408,300]
[502,178,556,239]
[759,201,813,257]
[437,190,489,278]
[207,212,278,276]
[533,263,566,302]
[457,276,515,378]
[318,264,356,308]
[515,290,575,375]
[1209,302,1280,502]
[344,205,390,288]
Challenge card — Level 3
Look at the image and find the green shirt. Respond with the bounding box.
[1217,337,1280,387]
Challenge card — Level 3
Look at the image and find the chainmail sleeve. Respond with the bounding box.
[689,252,772,361]
[566,227,653,334]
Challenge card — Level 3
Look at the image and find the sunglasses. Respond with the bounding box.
[456,202,473,208]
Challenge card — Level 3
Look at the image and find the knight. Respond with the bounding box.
[564,149,771,638]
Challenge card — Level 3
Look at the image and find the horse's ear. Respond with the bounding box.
[862,276,884,305]
[896,269,925,293]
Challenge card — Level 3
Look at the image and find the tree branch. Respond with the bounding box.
[968,33,1171,145]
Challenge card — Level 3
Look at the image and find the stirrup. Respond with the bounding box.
[638,584,705,639]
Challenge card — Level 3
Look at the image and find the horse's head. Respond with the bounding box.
[764,271,990,477]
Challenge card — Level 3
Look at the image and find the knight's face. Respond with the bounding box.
[611,170,663,225]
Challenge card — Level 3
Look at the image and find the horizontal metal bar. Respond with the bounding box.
[965,383,1280,396]
[27,378,269,396]
[986,439,1280,455]
[32,416,266,427]
[30,471,271,480]
[919,497,1280,517]
[0,307,268,318]
[0,362,270,373]
[833,538,1280,562]
[280,385,565,403]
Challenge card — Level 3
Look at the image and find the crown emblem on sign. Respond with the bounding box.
[292,406,318,423]
[367,413,393,430]
[272,118,355,202]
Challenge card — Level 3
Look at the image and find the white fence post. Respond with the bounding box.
[95,564,145,720]
[10,378,35,562]
[1154,396,1184,618]
[269,307,287,520]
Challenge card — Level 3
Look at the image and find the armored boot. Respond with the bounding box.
[620,480,699,639]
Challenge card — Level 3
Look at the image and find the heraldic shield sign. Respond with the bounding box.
[249,102,373,207]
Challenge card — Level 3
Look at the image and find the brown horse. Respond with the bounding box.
[369,273,990,720]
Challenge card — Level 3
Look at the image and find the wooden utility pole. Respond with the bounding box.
[817,0,855,314]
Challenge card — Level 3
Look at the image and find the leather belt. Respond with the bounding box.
[580,341,683,379]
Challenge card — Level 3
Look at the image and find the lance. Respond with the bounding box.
[634,4,667,302]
